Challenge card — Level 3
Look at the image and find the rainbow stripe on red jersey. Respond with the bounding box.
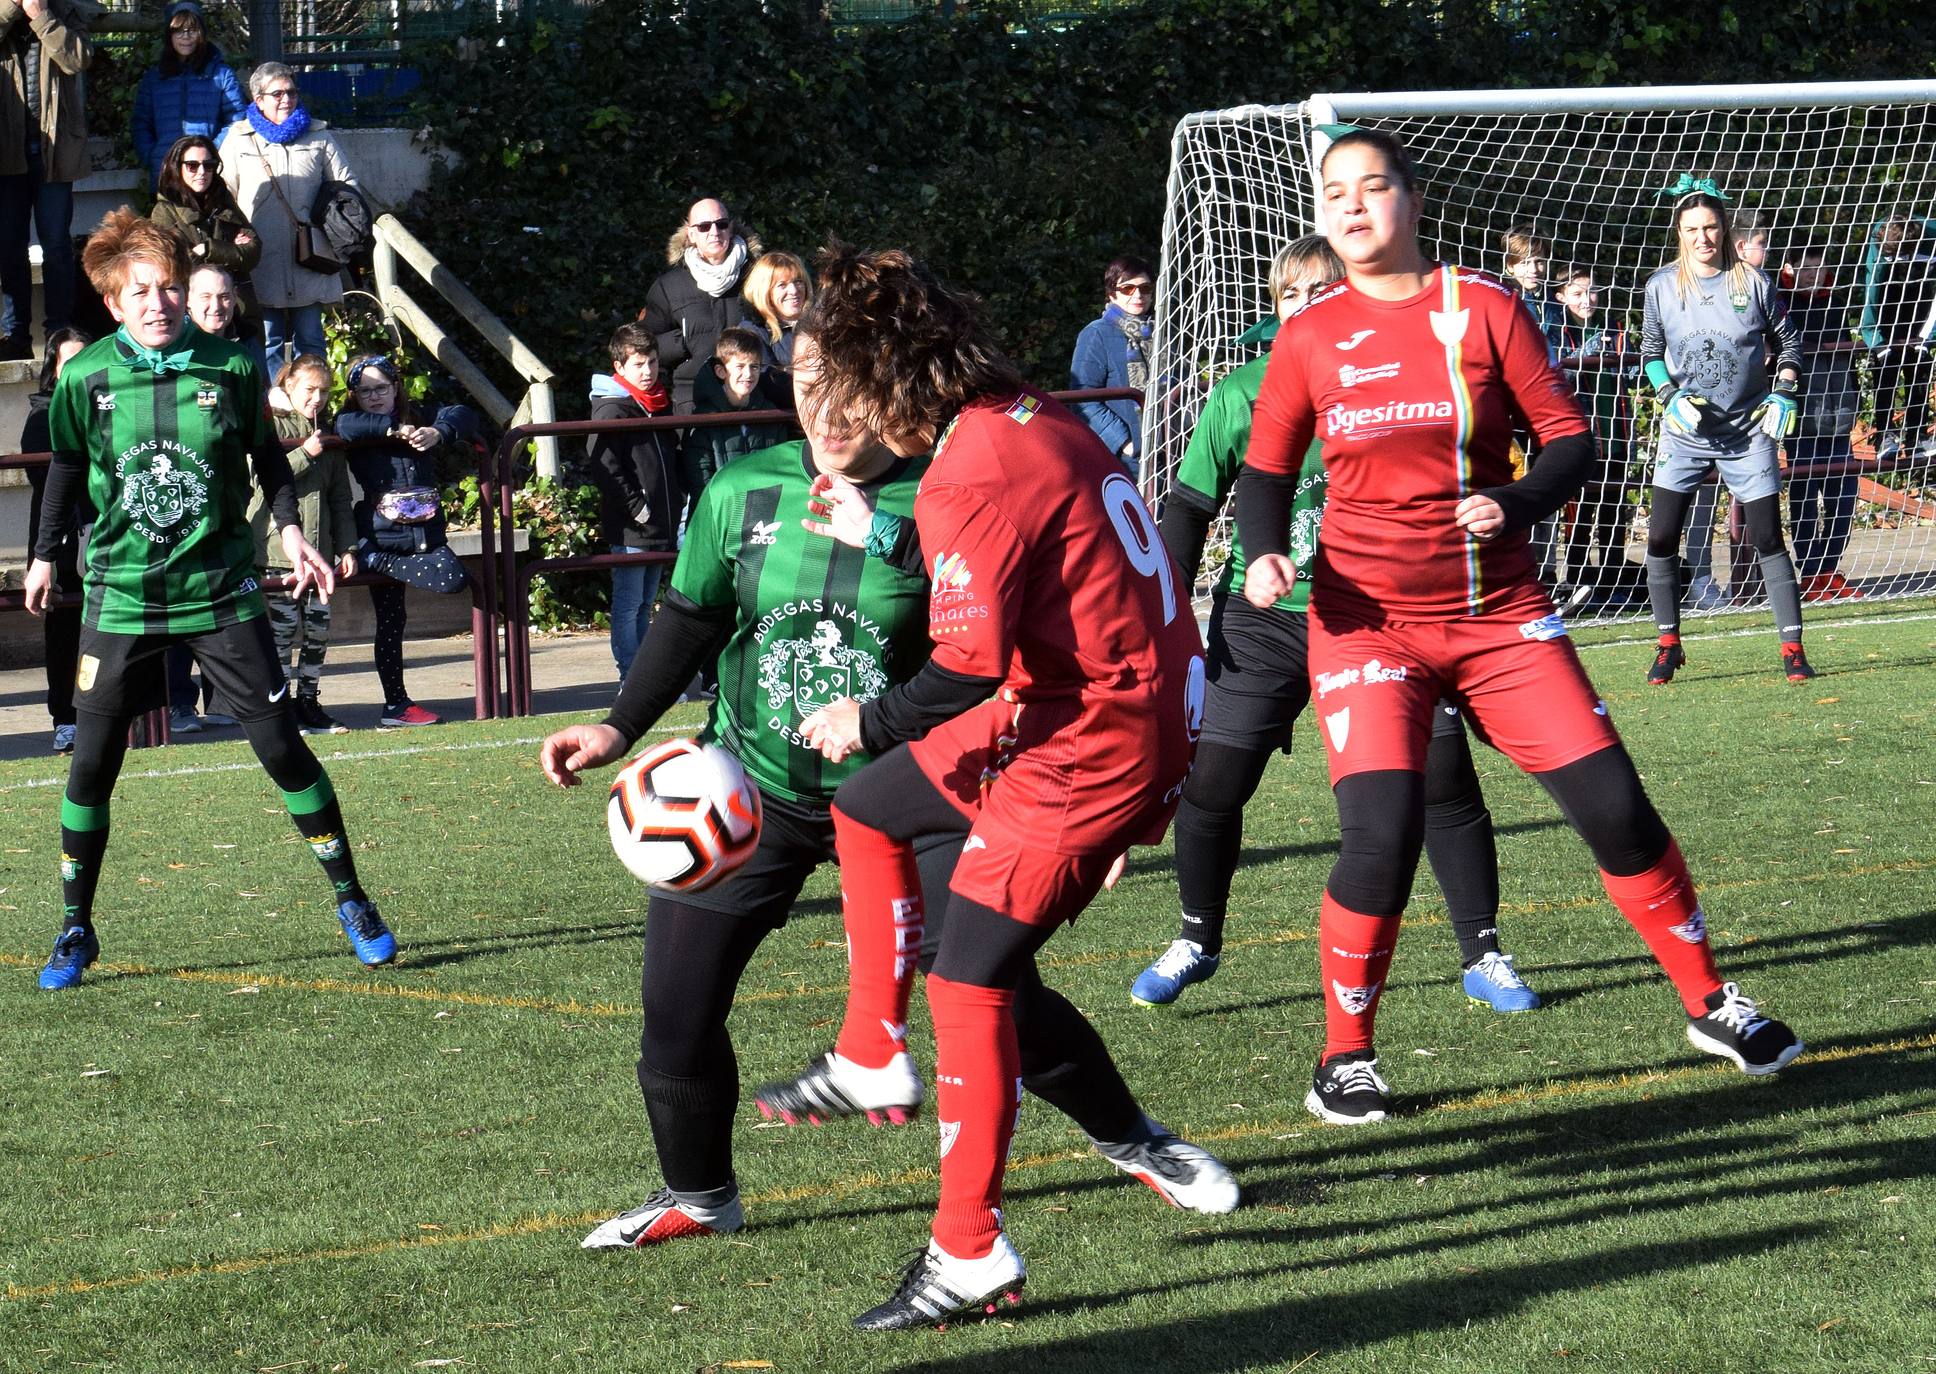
[1246,265,1588,621]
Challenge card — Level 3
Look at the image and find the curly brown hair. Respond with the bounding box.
[796,242,1023,442]
[82,207,191,298]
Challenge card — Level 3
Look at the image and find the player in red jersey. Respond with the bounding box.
[760,245,1223,1330]
[1237,129,1803,1126]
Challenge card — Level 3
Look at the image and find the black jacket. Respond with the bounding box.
[640,261,750,412]
[586,377,683,549]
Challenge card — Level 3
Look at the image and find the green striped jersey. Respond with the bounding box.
[671,441,932,804]
[49,325,273,635]
[1173,355,1328,613]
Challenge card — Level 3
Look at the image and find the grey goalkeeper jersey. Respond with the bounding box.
[1640,263,1804,457]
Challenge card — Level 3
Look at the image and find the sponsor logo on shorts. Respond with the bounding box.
[268,682,289,703]
[1324,707,1350,752]
[1518,613,1568,642]
[1332,979,1381,1015]
[1314,658,1409,699]
[1335,329,1376,351]
[76,655,99,693]
[1670,908,1707,944]
[938,1120,961,1158]
[1338,361,1402,388]
[1430,308,1470,345]
[1004,393,1041,425]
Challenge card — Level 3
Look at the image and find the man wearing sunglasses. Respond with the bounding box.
[640,197,762,413]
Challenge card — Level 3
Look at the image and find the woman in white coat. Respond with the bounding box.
[220,61,361,372]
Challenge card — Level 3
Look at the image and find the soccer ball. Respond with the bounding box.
[607,738,762,892]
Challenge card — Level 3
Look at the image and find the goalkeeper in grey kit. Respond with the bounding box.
[1638,182,1812,685]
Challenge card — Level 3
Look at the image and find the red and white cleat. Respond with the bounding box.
[579,1188,743,1249]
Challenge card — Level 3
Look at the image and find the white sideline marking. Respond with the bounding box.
[0,724,687,793]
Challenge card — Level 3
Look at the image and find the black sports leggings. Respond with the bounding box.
[66,704,321,809]
[1648,485,1787,559]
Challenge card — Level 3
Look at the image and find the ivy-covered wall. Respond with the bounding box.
[406,0,1936,408]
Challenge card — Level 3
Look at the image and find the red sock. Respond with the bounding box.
[1319,891,1401,1060]
[1599,838,1722,1015]
[831,805,925,1069]
[926,973,1021,1259]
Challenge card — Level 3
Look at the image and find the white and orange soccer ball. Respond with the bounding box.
[607,738,762,892]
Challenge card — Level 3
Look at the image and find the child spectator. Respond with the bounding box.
[682,326,792,497]
[250,353,356,732]
[336,354,478,727]
[587,323,682,677]
[1869,215,1936,463]
[1785,245,1865,602]
[1501,222,1566,354]
[1553,262,1638,610]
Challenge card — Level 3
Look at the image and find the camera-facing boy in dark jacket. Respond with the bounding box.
[588,323,682,676]
[682,326,793,497]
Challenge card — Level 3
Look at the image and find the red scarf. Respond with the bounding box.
[613,373,671,414]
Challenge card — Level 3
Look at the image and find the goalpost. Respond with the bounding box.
[1146,80,1936,618]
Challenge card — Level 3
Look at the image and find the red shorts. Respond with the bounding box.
[1306,608,1620,782]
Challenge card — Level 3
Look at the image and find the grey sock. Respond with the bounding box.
[1646,554,1683,635]
[1760,549,1804,641]
[1090,1112,1162,1156]
[669,1182,739,1210]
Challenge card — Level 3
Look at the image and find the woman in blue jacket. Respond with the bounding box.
[1068,253,1155,476]
[131,1,246,189]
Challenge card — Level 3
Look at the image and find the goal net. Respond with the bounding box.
[1145,81,1936,620]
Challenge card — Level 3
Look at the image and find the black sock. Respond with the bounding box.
[1015,975,1142,1143]
[280,777,367,906]
[58,808,111,934]
[1172,741,1274,957]
[639,1059,740,1196]
[1452,919,1503,968]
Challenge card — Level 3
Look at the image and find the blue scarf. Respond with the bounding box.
[116,324,196,374]
[247,101,311,145]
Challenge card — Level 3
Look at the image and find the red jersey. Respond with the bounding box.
[1246,266,1589,621]
[910,387,1203,854]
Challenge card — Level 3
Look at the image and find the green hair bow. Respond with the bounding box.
[1657,174,1731,202]
[1316,123,1363,140]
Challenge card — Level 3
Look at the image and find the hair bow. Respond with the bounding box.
[1656,174,1731,202]
[349,355,395,387]
[1316,123,1364,140]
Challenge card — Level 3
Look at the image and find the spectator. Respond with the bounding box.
[1785,245,1865,603]
[641,196,761,412]
[1869,215,1936,464]
[250,353,356,733]
[1501,222,1566,353]
[587,323,682,677]
[683,325,792,495]
[1553,262,1638,610]
[186,262,248,342]
[129,1,245,190]
[150,134,259,317]
[742,249,811,372]
[1068,253,1154,474]
[220,61,360,374]
[336,354,475,728]
[20,324,87,753]
[1,0,91,361]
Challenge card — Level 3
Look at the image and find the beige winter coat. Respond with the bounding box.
[0,0,94,183]
[219,115,360,309]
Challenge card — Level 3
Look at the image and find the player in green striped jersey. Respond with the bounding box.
[23,210,393,989]
[543,336,1234,1250]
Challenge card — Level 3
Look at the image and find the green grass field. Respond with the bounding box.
[3,605,1933,1373]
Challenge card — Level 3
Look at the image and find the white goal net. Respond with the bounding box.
[1146,81,1936,619]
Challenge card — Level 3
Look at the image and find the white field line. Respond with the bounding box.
[0,724,688,793]
[1572,607,1936,651]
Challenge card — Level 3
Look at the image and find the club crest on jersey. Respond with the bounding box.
[116,444,209,545]
[1004,393,1041,425]
[1332,979,1381,1015]
[1430,308,1470,345]
[1289,505,1325,567]
[195,384,220,410]
[759,617,888,722]
[1324,707,1350,751]
[1339,361,1401,387]
[1670,908,1707,944]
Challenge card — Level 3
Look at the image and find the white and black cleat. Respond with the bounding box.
[1092,1114,1240,1213]
[853,1234,1026,1332]
[1304,1050,1392,1125]
[580,1188,743,1249]
[1687,982,1804,1075]
[753,1049,923,1127]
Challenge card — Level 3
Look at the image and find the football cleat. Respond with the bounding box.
[1130,938,1221,1007]
[1647,638,1686,686]
[754,1049,922,1127]
[1304,1050,1391,1125]
[1781,643,1818,682]
[1687,982,1804,1075]
[580,1188,743,1249]
[380,703,441,727]
[337,899,397,967]
[38,925,100,991]
[852,1234,1026,1332]
[1092,1115,1240,1213]
[1462,951,1542,1013]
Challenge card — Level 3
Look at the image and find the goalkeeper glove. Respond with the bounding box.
[1657,385,1709,436]
[1752,378,1802,439]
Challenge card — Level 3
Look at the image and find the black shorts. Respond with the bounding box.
[1198,594,1469,755]
[75,615,289,722]
[1200,593,1310,753]
[669,786,963,928]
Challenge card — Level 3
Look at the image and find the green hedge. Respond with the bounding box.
[403,0,1936,407]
